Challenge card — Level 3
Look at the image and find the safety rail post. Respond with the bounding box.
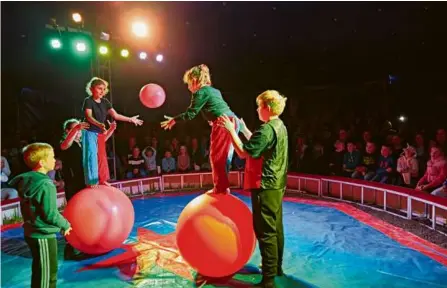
[407,197,412,219]
[361,186,364,205]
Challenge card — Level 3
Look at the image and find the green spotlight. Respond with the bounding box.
[76,41,87,52]
[50,39,62,49]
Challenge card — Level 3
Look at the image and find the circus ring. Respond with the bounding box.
[1,172,447,288]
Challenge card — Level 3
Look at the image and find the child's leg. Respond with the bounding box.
[371,174,380,182]
[82,130,99,186]
[209,117,239,193]
[97,133,110,184]
[140,169,148,177]
[256,188,284,279]
[25,237,58,288]
[380,175,389,184]
[250,189,262,238]
[364,171,376,181]
[351,171,361,179]
[276,191,285,274]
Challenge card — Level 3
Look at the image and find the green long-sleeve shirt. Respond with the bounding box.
[9,171,70,238]
[243,118,289,190]
[174,86,234,122]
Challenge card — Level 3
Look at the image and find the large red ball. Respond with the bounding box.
[139,83,166,108]
[176,192,256,278]
[63,186,135,255]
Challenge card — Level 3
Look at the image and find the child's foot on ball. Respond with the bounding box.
[210,188,230,194]
[87,184,100,189]
[100,181,112,187]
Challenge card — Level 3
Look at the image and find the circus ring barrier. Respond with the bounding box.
[2,171,446,232]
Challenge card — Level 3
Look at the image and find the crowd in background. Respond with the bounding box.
[2,112,446,202]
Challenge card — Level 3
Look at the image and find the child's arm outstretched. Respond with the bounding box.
[108,109,143,126]
[60,122,90,150]
[161,90,208,130]
[104,120,117,141]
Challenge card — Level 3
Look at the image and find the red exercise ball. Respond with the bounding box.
[63,186,135,255]
[176,192,256,278]
[139,83,166,108]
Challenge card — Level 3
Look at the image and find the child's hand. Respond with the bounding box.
[217,115,236,132]
[386,168,392,173]
[99,123,107,132]
[239,118,248,133]
[63,227,72,236]
[130,115,143,126]
[107,120,117,131]
[161,115,176,130]
[416,185,425,191]
[75,122,90,131]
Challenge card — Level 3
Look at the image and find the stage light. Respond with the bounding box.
[121,49,129,57]
[132,22,148,37]
[155,54,163,62]
[72,13,82,23]
[398,115,406,122]
[76,42,86,52]
[50,39,61,49]
[139,52,147,60]
[99,46,108,55]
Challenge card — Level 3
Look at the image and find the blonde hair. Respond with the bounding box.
[183,64,212,87]
[86,77,109,96]
[256,90,287,116]
[22,143,54,169]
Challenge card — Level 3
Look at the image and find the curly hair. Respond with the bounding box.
[85,77,109,96]
[182,64,212,87]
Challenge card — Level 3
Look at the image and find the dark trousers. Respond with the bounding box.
[25,237,58,288]
[250,188,285,278]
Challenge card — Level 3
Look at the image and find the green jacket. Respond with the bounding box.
[174,86,234,122]
[9,171,70,238]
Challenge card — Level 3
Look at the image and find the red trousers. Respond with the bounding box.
[97,133,110,184]
[209,117,238,193]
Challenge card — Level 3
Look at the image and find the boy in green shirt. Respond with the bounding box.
[9,143,72,288]
[219,90,288,288]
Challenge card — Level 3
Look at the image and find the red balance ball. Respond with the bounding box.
[176,192,256,278]
[139,83,166,108]
[64,186,135,255]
